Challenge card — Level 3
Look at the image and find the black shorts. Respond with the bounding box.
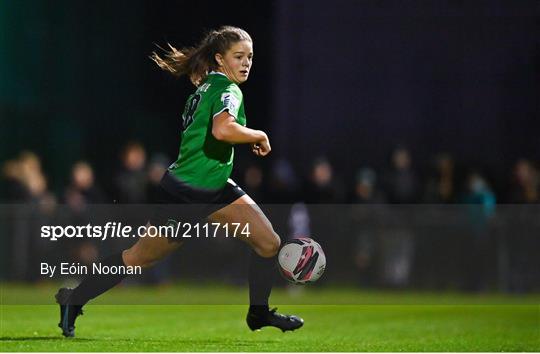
[149,171,246,228]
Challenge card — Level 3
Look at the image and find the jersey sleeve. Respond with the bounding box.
[212,84,243,120]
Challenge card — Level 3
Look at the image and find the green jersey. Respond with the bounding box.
[168,72,247,189]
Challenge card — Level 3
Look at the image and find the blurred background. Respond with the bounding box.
[1,1,538,293]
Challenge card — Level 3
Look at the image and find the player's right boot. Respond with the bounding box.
[55,288,83,338]
[246,307,304,332]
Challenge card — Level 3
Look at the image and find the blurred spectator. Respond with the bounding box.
[462,172,496,213]
[381,148,419,286]
[146,153,170,203]
[115,142,148,203]
[509,159,539,203]
[424,154,456,203]
[2,159,28,202]
[299,158,344,285]
[460,171,496,291]
[65,161,106,210]
[15,151,57,213]
[288,203,311,238]
[243,163,265,203]
[303,157,345,203]
[350,167,386,204]
[267,158,299,203]
[63,161,105,271]
[18,151,49,201]
[144,153,173,284]
[503,159,539,292]
[2,152,58,280]
[349,167,386,286]
[383,147,420,204]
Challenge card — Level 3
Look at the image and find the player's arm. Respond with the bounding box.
[212,112,271,156]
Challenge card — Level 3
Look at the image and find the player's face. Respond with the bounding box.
[215,40,253,84]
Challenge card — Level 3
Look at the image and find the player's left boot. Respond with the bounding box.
[55,288,84,337]
[246,307,304,332]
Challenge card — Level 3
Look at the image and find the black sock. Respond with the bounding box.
[248,250,275,313]
[69,252,129,306]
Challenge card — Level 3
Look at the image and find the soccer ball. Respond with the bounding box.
[277,237,326,284]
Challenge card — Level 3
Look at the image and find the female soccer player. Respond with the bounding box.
[56,26,303,337]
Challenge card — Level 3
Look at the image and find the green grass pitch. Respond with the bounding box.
[1,284,539,352]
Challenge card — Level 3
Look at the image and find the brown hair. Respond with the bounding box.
[150,26,252,86]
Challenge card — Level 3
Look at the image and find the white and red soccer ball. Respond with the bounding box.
[277,237,326,284]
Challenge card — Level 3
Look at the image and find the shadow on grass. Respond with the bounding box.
[143,339,280,346]
[0,336,281,346]
[0,336,92,341]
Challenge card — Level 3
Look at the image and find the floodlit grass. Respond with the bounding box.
[1,284,538,352]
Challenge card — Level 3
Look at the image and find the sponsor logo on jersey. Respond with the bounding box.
[221,92,239,113]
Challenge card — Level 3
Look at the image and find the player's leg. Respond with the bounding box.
[209,194,280,257]
[209,194,304,332]
[56,232,182,337]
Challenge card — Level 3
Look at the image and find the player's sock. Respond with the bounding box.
[248,250,275,312]
[246,250,304,332]
[69,252,128,306]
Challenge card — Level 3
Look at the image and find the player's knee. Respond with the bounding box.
[257,233,281,258]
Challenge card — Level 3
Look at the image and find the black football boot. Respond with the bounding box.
[55,288,84,337]
[246,306,304,332]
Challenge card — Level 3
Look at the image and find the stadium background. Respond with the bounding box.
[1,0,539,292]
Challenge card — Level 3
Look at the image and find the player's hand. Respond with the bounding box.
[252,133,271,157]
